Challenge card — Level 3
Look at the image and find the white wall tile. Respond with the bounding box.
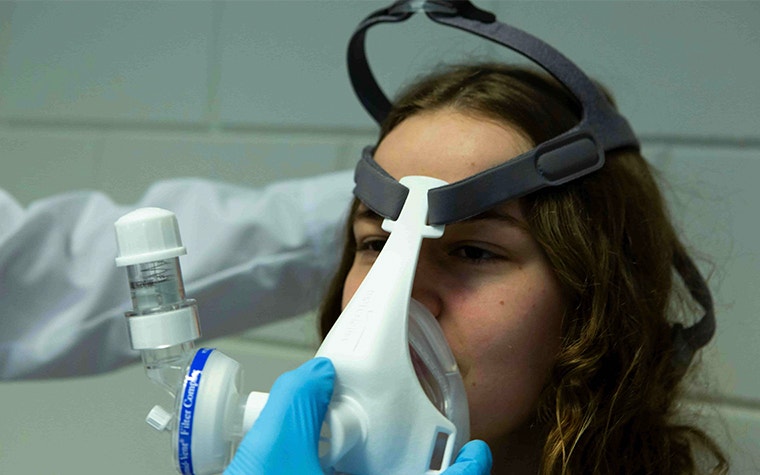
[718,405,760,474]
[0,1,213,124]
[491,1,760,140]
[218,0,760,138]
[217,0,498,129]
[97,132,345,204]
[241,311,320,349]
[652,145,760,402]
[685,402,760,473]
[217,1,373,129]
[0,129,99,204]
[338,135,378,171]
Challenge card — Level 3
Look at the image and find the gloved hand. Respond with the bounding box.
[224,357,335,475]
[224,356,493,475]
[442,440,493,475]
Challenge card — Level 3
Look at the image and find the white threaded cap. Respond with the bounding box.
[146,405,174,432]
[114,207,186,267]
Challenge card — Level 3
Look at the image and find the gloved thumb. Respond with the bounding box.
[441,440,493,475]
[253,356,334,448]
[226,357,335,475]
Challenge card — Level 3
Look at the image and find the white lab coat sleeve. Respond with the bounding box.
[0,170,354,380]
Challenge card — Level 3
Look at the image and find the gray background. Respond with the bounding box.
[1,1,758,473]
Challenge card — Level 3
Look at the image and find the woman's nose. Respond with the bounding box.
[410,247,443,319]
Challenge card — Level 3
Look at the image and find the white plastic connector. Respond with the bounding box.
[320,396,366,464]
[128,306,200,349]
[147,405,173,432]
[242,391,269,434]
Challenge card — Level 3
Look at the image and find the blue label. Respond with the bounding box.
[177,347,214,475]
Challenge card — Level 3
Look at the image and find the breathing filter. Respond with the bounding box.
[114,176,469,474]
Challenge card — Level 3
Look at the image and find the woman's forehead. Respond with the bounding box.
[373,110,532,184]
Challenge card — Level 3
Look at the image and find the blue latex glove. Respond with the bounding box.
[224,357,335,475]
[224,356,492,475]
[442,440,493,475]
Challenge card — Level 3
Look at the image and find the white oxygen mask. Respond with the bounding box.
[316,175,469,473]
[113,176,469,475]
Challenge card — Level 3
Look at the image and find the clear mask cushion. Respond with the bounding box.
[408,299,469,451]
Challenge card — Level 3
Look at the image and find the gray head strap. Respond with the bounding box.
[671,248,717,372]
[349,0,639,224]
[347,0,715,369]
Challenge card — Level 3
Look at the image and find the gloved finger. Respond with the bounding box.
[229,357,335,474]
[441,440,493,475]
[251,357,335,448]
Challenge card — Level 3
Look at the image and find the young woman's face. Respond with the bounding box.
[341,110,566,445]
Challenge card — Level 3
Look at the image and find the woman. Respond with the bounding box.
[316,63,728,474]
[225,63,727,474]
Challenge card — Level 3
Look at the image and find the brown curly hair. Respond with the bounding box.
[318,63,727,474]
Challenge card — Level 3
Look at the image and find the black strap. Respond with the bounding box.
[671,247,717,371]
[354,146,409,219]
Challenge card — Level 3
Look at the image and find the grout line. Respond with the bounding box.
[1,116,378,139]
[639,134,760,149]
[683,392,760,412]
[335,139,368,171]
[2,117,208,134]
[219,122,379,138]
[3,118,759,150]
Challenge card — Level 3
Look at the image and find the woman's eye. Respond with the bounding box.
[357,238,387,253]
[452,245,500,263]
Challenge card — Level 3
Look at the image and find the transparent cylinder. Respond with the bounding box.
[126,257,187,314]
[124,257,199,397]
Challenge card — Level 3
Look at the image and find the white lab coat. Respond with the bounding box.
[0,171,354,380]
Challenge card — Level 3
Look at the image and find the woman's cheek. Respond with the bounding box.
[340,265,362,309]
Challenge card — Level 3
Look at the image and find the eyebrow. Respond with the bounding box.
[464,208,529,231]
[352,206,383,223]
[353,204,528,231]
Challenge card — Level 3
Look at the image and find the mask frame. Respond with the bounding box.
[346,0,715,370]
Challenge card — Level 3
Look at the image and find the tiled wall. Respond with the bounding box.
[1,1,758,473]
